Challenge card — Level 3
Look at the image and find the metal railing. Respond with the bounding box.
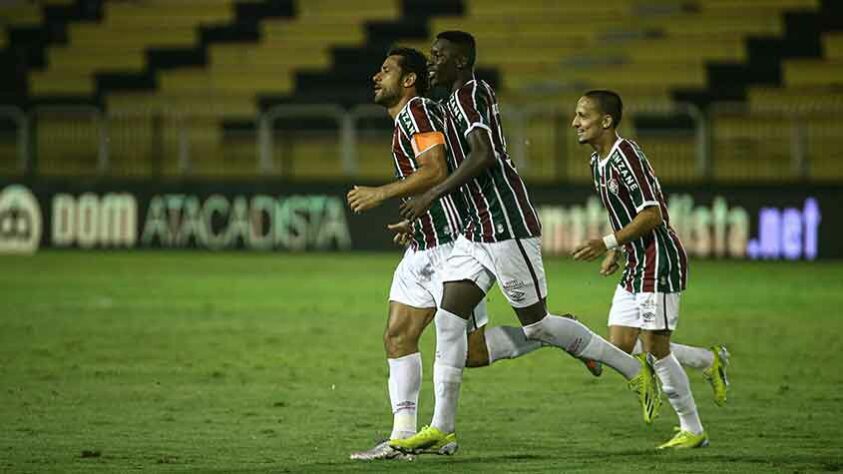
[0,101,838,182]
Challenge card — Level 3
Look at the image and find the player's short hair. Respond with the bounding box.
[436,30,476,68]
[584,90,623,128]
[388,46,429,96]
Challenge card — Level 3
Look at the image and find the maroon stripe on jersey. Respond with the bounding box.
[393,130,416,177]
[469,181,495,240]
[611,166,636,227]
[643,235,657,292]
[624,244,638,292]
[409,99,434,132]
[618,141,656,203]
[457,83,482,124]
[672,230,689,289]
[419,212,437,248]
[502,162,541,234]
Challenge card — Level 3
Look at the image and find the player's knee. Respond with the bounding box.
[610,335,636,354]
[383,325,420,358]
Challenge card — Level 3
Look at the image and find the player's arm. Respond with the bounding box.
[573,206,663,261]
[347,135,447,213]
[399,128,495,220]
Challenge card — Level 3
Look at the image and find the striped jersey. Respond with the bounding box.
[441,79,541,242]
[590,137,688,293]
[392,96,464,251]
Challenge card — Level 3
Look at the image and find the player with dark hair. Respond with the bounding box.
[570,90,729,448]
[347,46,586,461]
[391,32,661,454]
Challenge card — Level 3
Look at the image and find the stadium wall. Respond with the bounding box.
[0,180,838,260]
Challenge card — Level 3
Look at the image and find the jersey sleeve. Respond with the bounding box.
[454,82,493,137]
[398,99,446,158]
[398,98,443,135]
[615,141,660,213]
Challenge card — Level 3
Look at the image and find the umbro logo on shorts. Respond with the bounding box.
[502,280,527,302]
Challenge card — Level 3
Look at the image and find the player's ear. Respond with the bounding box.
[403,72,417,89]
[602,114,613,129]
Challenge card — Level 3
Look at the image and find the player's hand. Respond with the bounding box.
[347,185,385,213]
[387,220,412,246]
[572,238,608,262]
[599,249,621,276]
[399,191,434,221]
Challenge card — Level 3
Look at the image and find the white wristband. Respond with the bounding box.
[602,233,619,250]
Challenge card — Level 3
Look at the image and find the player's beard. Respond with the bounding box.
[374,86,399,107]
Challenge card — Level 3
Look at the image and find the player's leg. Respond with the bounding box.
[391,237,494,454]
[631,338,730,406]
[351,248,436,461]
[467,325,538,367]
[384,302,436,440]
[609,324,641,353]
[485,237,659,423]
[492,238,640,381]
[390,280,487,455]
[429,279,486,434]
[465,303,599,376]
[464,297,542,368]
[640,293,708,449]
[350,302,433,461]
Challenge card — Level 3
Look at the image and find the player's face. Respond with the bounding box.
[428,39,458,88]
[372,55,405,107]
[572,97,606,145]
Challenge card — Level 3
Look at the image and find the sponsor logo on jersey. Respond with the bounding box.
[608,178,619,195]
[400,108,415,133]
[613,155,639,192]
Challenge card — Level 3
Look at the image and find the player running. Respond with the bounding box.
[571,90,728,448]
[391,31,660,455]
[347,47,597,461]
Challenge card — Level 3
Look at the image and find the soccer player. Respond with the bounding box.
[347,47,580,461]
[391,31,660,455]
[570,90,722,448]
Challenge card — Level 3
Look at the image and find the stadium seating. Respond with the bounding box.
[0,0,840,180]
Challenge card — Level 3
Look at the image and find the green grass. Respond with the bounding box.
[1,252,842,472]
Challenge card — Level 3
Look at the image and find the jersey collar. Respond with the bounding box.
[598,134,624,168]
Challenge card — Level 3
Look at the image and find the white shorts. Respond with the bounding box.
[389,242,489,332]
[608,285,681,331]
[441,235,547,308]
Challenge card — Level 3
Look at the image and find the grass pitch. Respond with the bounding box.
[1,252,842,472]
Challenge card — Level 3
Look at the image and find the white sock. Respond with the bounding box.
[387,352,421,440]
[670,343,715,370]
[430,309,467,434]
[633,340,714,370]
[485,325,542,363]
[524,314,640,379]
[653,353,704,435]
